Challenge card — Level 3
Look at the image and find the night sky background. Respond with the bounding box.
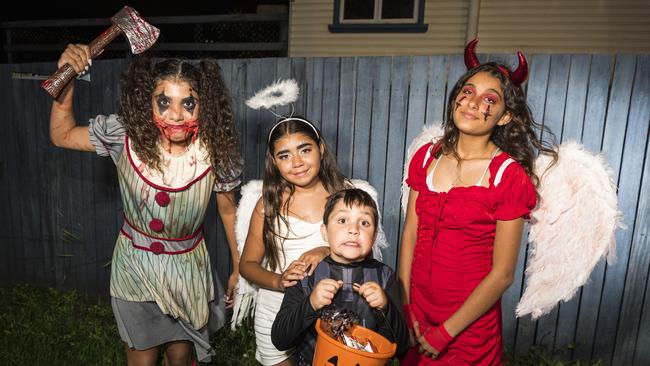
[1,1,289,62]
[1,1,286,21]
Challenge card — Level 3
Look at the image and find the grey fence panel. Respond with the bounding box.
[406,56,429,147]
[593,54,640,365]
[424,55,449,125]
[572,54,614,362]
[367,57,391,218]
[305,58,324,131]
[1,53,648,365]
[629,57,650,366]
[337,57,356,177]
[611,55,650,365]
[383,56,409,269]
[290,58,307,118]
[352,57,373,181]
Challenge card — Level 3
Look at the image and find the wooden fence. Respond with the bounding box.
[0,53,648,365]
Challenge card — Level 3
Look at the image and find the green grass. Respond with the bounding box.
[211,320,257,365]
[0,284,601,365]
[0,285,124,365]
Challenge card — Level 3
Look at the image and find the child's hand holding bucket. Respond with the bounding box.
[310,279,343,310]
[353,281,387,309]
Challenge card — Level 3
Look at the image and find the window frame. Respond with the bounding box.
[329,0,428,33]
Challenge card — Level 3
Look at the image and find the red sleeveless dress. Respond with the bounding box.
[403,142,536,365]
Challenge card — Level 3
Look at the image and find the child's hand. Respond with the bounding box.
[298,246,330,276]
[224,271,239,309]
[354,281,387,309]
[280,260,307,289]
[309,279,342,310]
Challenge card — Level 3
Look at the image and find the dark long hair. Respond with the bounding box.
[118,56,243,181]
[262,118,348,272]
[438,63,557,187]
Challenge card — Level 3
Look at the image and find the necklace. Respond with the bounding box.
[450,148,500,187]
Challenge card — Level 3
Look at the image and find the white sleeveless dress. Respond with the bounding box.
[254,216,326,365]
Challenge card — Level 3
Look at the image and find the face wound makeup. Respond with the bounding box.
[153,114,199,143]
[483,104,491,121]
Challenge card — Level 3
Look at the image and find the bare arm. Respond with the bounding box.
[239,199,284,291]
[398,188,419,306]
[443,218,524,337]
[49,44,94,152]
[216,190,239,306]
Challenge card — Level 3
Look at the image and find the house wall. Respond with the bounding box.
[288,0,650,56]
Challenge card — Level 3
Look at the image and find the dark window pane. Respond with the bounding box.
[382,0,415,19]
[343,0,375,20]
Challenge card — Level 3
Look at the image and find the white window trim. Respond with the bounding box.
[338,0,420,24]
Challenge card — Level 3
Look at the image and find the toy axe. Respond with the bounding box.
[41,6,159,98]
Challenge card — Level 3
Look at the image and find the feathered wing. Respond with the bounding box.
[350,179,390,261]
[516,141,624,319]
[401,123,445,215]
[231,180,263,329]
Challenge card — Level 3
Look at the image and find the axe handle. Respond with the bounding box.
[41,24,122,98]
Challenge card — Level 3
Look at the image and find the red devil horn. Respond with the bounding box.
[464,38,481,70]
[510,51,529,85]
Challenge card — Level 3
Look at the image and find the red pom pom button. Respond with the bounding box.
[150,241,165,255]
[149,218,164,232]
[155,192,171,207]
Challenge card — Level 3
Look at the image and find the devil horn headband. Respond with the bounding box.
[464,38,528,86]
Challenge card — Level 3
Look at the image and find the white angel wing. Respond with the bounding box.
[231,180,263,329]
[350,179,389,261]
[400,123,445,215]
[516,141,624,319]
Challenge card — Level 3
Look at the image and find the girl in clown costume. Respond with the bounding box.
[49,44,243,365]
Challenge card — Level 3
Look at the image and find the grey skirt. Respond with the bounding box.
[111,280,226,362]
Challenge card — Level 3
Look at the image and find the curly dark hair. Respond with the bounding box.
[262,118,349,272]
[438,62,557,188]
[117,56,243,181]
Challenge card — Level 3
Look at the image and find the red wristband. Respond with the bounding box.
[424,324,454,353]
[402,304,414,330]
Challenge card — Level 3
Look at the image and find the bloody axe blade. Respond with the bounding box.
[41,6,159,98]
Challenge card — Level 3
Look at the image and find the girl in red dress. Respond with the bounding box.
[399,39,557,365]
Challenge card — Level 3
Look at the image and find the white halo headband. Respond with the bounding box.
[267,117,320,143]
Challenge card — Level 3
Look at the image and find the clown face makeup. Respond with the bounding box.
[453,71,511,137]
[151,79,200,151]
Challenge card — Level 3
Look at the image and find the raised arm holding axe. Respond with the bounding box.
[47,6,246,366]
[49,6,159,151]
[43,5,159,98]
